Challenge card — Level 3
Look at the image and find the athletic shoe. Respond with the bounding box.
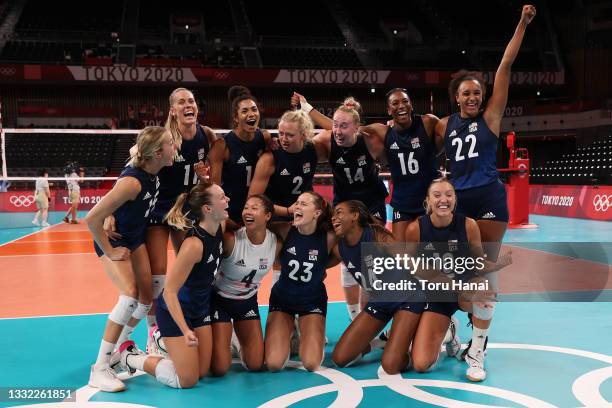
[118,340,145,375]
[63,216,69,223]
[70,219,78,224]
[41,221,50,227]
[378,329,390,342]
[88,364,125,392]
[109,349,126,374]
[32,219,40,226]
[445,316,462,358]
[290,329,300,356]
[464,347,486,381]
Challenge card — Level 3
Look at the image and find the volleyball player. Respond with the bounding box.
[207,86,272,229]
[265,191,337,372]
[312,105,389,320]
[86,126,174,392]
[116,182,229,389]
[32,169,51,227]
[248,109,324,220]
[406,178,511,381]
[360,88,442,242]
[434,5,536,260]
[331,200,425,374]
[63,164,82,224]
[210,194,282,376]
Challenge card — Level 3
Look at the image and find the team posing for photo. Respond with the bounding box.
[85,5,534,392]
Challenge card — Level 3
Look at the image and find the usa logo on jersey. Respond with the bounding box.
[308,249,319,261]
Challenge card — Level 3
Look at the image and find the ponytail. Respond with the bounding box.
[164,193,192,230]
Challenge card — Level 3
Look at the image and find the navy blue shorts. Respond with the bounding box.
[423,301,461,319]
[363,301,425,322]
[156,304,212,338]
[211,291,261,323]
[456,179,509,223]
[268,290,328,317]
[93,237,144,258]
[368,201,387,224]
[391,207,425,223]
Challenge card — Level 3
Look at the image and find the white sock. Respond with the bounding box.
[346,303,360,321]
[117,324,136,346]
[126,353,148,371]
[94,339,116,369]
[470,327,489,354]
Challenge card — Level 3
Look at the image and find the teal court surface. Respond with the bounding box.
[0,214,610,407]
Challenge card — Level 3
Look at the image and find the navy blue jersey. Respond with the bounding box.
[444,112,499,190]
[154,125,210,215]
[114,165,160,242]
[330,135,388,206]
[338,226,374,288]
[158,225,223,318]
[418,214,472,279]
[272,227,329,304]
[265,143,318,208]
[385,115,437,213]
[222,130,266,222]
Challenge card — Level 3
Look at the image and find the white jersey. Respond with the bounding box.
[35,178,49,193]
[214,227,277,299]
[66,172,80,192]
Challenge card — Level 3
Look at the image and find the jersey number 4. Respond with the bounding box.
[288,260,314,283]
[241,269,257,287]
[451,134,479,162]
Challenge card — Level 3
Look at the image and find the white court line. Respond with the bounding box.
[0,250,175,258]
[0,223,59,246]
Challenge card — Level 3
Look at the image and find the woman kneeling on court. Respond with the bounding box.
[210,194,283,375]
[86,126,175,392]
[407,177,511,382]
[115,182,229,389]
[265,191,338,372]
[331,200,426,374]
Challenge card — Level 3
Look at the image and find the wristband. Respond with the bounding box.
[300,100,313,114]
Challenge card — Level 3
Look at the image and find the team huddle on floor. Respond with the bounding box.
[84,5,535,393]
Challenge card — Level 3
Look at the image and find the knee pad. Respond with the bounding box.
[132,302,152,320]
[152,275,165,300]
[155,359,181,389]
[109,295,138,326]
[340,263,358,288]
[473,301,496,321]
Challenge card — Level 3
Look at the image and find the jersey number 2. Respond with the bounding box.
[451,134,479,162]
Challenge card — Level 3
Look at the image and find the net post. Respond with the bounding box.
[0,99,7,179]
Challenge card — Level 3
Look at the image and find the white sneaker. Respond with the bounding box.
[32,219,40,226]
[109,349,126,374]
[147,325,168,357]
[41,221,50,227]
[465,348,486,381]
[118,340,145,374]
[89,364,126,392]
[445,316,462,358]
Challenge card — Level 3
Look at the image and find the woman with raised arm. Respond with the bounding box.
[434,5,536,261]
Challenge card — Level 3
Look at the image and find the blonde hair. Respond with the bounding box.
[342,97,362,114]
[279,110,315,143]
[165,182,215,230]
[334,105,361,126]
[164,87,195,153]
[130,126,170,167]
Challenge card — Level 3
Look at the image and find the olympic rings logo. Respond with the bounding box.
[9,194,35,207]
[592,194,612,212]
